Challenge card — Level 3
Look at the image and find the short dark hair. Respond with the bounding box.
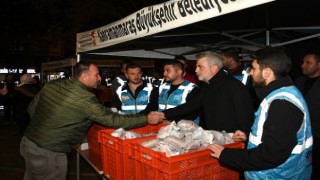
[120,60,131,68]
[164,60,185,75]
[74,61,92,78]
[221,48,240,62]
[304,50,320,63]
[253,46,291,79]
[126,62,142,71]
[174,55,187,61]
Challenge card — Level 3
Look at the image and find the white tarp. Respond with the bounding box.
[76,0,274,53]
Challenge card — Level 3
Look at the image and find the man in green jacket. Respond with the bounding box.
[20,61,164,180]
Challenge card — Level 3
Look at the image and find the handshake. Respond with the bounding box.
[147,111,166,125]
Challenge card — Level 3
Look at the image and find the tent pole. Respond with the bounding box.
[266,30,270,46]
[272,33,320,47]
[41,64,44,84]
[220,32,264,48]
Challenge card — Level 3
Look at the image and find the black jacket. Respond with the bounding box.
[163,69,254,134]
[295,76,320,137]
[140,81,200,121]
[220,76,304,170]
[13,83,41,132]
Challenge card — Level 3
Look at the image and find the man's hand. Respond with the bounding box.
[147,111,165,125]
[232,130,247,142]
[162,120,171,125]
[208,144,224,159]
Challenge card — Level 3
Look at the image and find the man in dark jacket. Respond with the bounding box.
[13,74,41,133]
[20,61,164,180]
[295,51,320,180]
[3,74,15,125]
[209,47,312,179]
[221,48,259,109]
[0,82,8,98]
[159,51,254,138]
[111,60,130,96]
[0,82,8,126]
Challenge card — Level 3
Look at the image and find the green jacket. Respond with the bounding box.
[25,77,148,152]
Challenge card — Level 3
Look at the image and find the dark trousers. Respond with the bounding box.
[20,136,68,180]
[3,96,13,122]
[312,136,320,180]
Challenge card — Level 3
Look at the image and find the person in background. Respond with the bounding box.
[111,62,153,114]
[142,60,200,123]
[3,74,15,126]
[111,60,131,96]
[174,55,199,85]
[32,75,42,89]
[209,47,313,179]
[149,69,163,87]
[221,48,259,109]
[158,51,254,137]
[221,48,251,85]
[13,74,41,133]
[0,81,8,126]
[20,61,164,180]
[295,51,320,180]
[0,81,8,96]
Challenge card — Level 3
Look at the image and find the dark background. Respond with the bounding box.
[0,0,319,76]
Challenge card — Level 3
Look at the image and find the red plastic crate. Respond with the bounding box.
[98,123,164,180]
[133,138,244,180]
[87,124,110,158]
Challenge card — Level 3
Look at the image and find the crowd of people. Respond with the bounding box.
[0,46,318,179]
[0,74,41,130]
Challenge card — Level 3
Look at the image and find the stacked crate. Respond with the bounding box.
[132,138,244,180]
[98,123,164,180]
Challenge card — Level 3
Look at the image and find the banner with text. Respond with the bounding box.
[76,0,274,53]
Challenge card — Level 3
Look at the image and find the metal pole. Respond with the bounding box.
[266,30,270,46]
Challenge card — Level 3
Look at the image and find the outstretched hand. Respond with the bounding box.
[147,111,165,125]
[232,130,247,142]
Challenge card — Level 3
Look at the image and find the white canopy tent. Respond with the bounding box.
[75,0,320,63]
[76,0,275,60]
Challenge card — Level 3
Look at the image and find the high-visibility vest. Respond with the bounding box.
[246,86,312,180]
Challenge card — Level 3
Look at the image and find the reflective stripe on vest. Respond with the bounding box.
[248,87,312,155]
[158,81,196,111]
[117,83,153,114]
[245,86,313,179]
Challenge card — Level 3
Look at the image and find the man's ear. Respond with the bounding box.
[262,67,275,81]
[211,64,219,74]
[262,67,270,78]
[78,73,87,85]
[177,69,183,76]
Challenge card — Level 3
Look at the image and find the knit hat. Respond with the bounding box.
[18,74,33,87]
